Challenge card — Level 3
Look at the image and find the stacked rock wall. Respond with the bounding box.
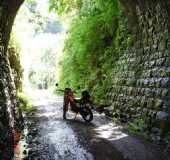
[108,0,170,143]
[0,31,16,158]
[0,0,24,158]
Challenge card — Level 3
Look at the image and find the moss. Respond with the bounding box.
[8,33,23,91]
[126,115,149,139]
[127,36,134,47]
[154,99,162,109]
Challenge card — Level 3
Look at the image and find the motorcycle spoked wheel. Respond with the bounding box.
[80,108,93,122]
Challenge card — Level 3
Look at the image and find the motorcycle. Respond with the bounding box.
[63,88,93,122]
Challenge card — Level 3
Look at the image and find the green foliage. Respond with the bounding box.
[17,92,35,114]
[28,69,36,85]
[28,47,58,89]
[25,0,37,13]
[48,0,83,14]
[58,0,132,105]
[126,115,148,139]
[8,34,23,91]
[127,118,145,133]
[43,20,63,33]
[14,2,64,89]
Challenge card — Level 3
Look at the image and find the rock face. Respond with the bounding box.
[107,0,170,143]
[0,0,24,159]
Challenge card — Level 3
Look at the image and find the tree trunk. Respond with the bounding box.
[0,0,24,159]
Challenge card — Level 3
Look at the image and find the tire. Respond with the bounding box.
[81,108,93,122]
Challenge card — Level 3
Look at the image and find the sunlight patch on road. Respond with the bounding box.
[36,112,58,117]
[94,122,128,140]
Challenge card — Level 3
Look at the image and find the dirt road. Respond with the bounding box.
[20,90,169,160]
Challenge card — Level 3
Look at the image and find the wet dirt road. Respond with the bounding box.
[21,90,124,160]
[21,90,169,160]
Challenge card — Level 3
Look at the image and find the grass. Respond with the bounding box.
[125,116,150,141]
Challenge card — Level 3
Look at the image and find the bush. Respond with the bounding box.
[126,115,148,139]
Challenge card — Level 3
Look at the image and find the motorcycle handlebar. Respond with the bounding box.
[56,89,77,94]
[56,89,65,92]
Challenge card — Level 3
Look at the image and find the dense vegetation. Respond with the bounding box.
[8,34,34,114]
[14,0,64,89]
[50,0,132,105]
[8,34,23,91]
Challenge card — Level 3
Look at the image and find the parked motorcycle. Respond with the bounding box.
[56,84,94,122]
[66,89,93,122]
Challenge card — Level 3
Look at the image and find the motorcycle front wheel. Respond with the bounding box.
[81,108,93,122]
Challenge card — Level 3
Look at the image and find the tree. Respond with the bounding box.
[49,0,83,14]
[53,0,132,104]
[25,0,37,13]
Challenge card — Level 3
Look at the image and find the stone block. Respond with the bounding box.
[156,111,169,120]
[161,78,170,87]
[153,99,163,109]
[107,0,170,144]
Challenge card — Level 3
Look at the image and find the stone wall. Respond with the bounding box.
[0,0,24,158]
[0,32,16,158]
[107,0,170,144]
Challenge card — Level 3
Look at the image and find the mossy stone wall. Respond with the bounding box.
[0,0,24,158]
[108,0,170,143]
